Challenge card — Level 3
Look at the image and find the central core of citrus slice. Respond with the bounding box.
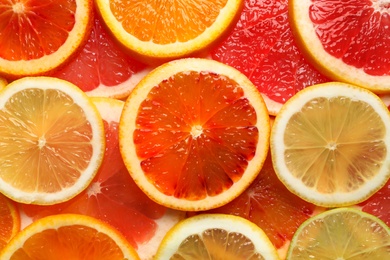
[190,125,203,138]
[12,2,25,13]
[373,0,390,12]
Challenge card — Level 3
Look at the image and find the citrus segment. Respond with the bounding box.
[155,214,280,260]
[22,97,184,260]
[287,208,390,259]
[0,0,93,78]
[271,82,390,207]
[95,0,244,62]
[120,58,270,211]
[0,193,20,251]
[53,17,151,99]
[290,0,390,92]
[0,214,140,259]
[0,77,105,205]
[211,0,330,115]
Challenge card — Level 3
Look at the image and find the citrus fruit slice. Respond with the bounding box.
[95,0,244,63]
[21,97,184,260]
[0,214,140,259]
[287,208,390,259]
[119,58,270,211]
[0,0,93,79]
[271,82,390,207]
[0,77,7,90]
[0,77,105,205]
[155,214,280,259]
[53,17,151,99]
[195,151,318,258]
[290,0,390,92]
[211,0,330,115]
[0,193,20,251]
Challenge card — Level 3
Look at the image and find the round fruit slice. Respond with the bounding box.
[287,208,390,259]
[0,193,20,251]
[22,97,184,260]
[53,17,151,99]
[0,214,140,259]
[290,0,390,92]
[211,0,330,115]
[0,77,7,90]
[95,0,244,63]
[271,82,390,207]
[120,58,270,211]
[155,214,280,259]
[0,0,93,79]
[0,77,105,205]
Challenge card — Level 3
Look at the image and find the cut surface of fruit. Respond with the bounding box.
[0,193,20,251]
[287,208,390,259]
[120,58,270,211]
[22,97,184,260]
[0,0,93,78]
[0,214,140,259]
[95,0,244,62]
[53,17,151,99]
[0,77,7,89]
[211,0,330,115]
[196,152,318,257]
[0,77,105,205]
[155,214,280,260]
[271,82,390,207]
[290,0,390,92]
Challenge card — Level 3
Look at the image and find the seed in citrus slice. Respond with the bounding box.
[119,58,270,211]
[290,0,390,93]
[211,0,330,115]
[21,97,184,260]
[271,82,390,207]
[95,0,244,63]
[0,77,105,205]
[0,193,20,251]
[194,151,319,258]
[0,0,93,79]
[0,214,140,259]
[53,17,151,99]
[155,214,280,259]
[287,208,390,259]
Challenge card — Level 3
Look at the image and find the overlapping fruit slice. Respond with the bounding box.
[0,193,20,251]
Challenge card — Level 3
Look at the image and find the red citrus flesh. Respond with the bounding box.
[22,118,166,249]
[53,17,148,94]
[210,0,330,105]
[308,0,390,76]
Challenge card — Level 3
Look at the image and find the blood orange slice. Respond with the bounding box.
[53,17,151,99]
[0,0,93,79]
[22,97,184,260]
[210,0,330,115]
[119,58,270,211]
[290,0,390,92]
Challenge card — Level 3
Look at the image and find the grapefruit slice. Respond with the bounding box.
[53,17,151,99]
[119,58,270,211]
[210,0,330,115]
[0,193,20,251]
[0,0,93,79]
[22,97,184,260]
[290,0,390,92]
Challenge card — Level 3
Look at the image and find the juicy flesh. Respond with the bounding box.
[310,0,390,76]
[134,71,259,200]
[284,96,387,194]
[0,0,77,61]
[110,0,228,44]
[0,195,17,250]
[172,228,265,260]
[0,88,93,193]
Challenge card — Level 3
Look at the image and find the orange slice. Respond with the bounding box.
[119,58,270,211]
[0,0,93,79]
[0,214,140,259]
[271,82,390,207]
[0,77,7,90]
[155,214,280,259]
[95,0,244,63]
[0,193,20,251]
[290,0,390,92]
[0,77,105,205]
